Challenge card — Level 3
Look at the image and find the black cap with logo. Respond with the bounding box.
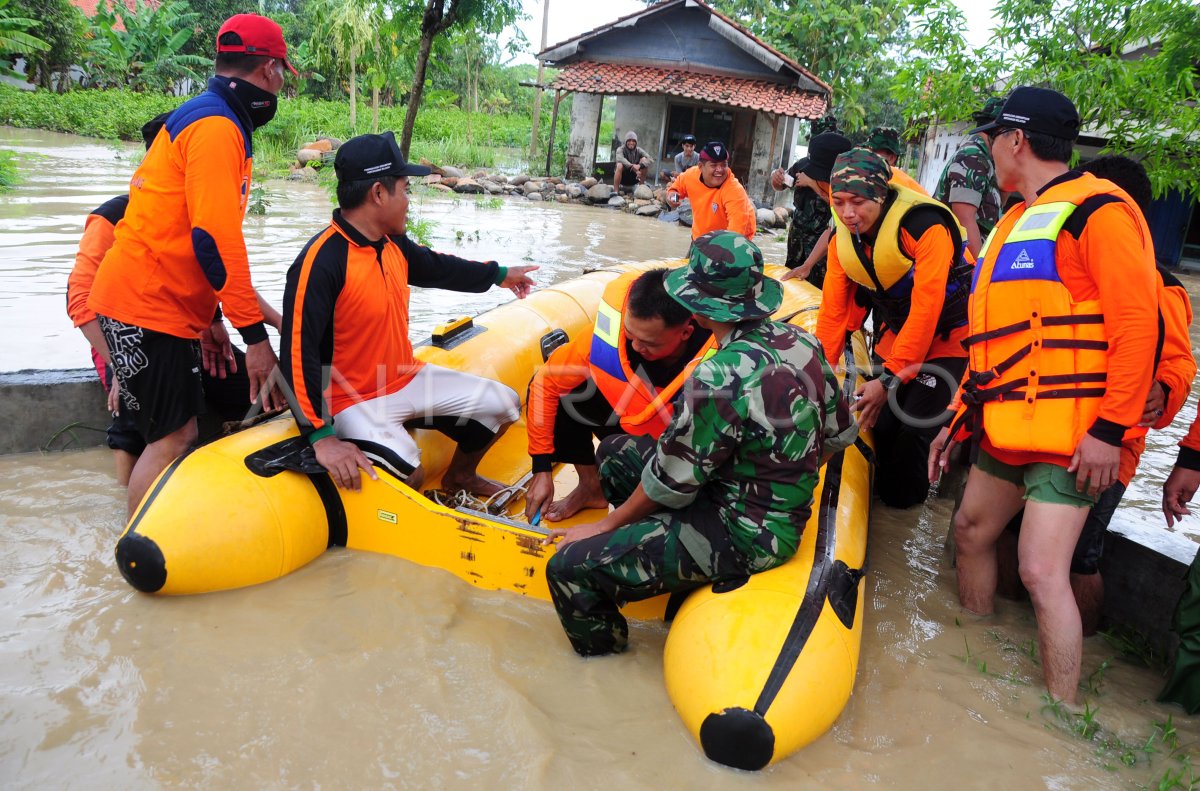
[970,86,1081,141]
[795,132,854,182]
[334,131,432,182]
[699,141,729,162]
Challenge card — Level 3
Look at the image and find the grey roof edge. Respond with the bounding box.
[536,0,831,96]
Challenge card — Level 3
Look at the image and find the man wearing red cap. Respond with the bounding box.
[665,141,756,241]
[89,14,296,517]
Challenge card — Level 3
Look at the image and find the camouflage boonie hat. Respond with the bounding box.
[972,96,1006,124]
[831,148,892,203]
[665,231,782,323]
[866,126,902,156]
[811,115,839,136]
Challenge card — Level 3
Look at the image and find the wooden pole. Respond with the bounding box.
[529,0,551,159]
[545,90,563,177]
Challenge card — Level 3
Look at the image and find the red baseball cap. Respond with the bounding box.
[216,14,298,75]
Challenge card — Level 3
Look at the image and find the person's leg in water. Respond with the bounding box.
[1018,498,1089,704]
[953,456,1027,614]
[126,419,198,516]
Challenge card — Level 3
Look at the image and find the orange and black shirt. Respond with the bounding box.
[66,195,128,327]
[88,77,265,343]
[282,210,504,441]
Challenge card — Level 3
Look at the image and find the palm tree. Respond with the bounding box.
[312,0,381,132]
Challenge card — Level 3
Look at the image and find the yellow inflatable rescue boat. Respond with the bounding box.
[114,260,873,770]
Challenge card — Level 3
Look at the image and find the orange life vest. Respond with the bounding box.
[589,272,714,436]
[959,178,1130,456]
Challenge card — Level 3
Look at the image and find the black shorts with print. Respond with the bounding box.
[98,315,205,444]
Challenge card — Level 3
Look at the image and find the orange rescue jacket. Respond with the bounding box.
[954,172,1158,462]
[527,271,714,465]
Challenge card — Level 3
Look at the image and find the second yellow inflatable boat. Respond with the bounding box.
[114,260,872,769]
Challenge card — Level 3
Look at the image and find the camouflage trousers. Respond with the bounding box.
[785,216,828,289]
[545,434,750,657]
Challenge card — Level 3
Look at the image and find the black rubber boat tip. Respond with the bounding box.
[698,707,775,771]
[115,533,167,593]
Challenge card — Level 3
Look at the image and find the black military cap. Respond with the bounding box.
[971,86,1081,141]
[795,132,854,182]
[334,131,432,182]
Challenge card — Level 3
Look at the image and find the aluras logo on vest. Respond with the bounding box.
[1010,249,1036,270]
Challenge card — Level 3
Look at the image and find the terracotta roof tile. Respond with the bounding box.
[550,61,828,119]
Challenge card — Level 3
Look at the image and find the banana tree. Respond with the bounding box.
[84,0,212,93]
[0,0,49,78]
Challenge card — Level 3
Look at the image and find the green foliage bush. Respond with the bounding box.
[0,85,567,175]
[0,149,18,191]
[0,85,181,139]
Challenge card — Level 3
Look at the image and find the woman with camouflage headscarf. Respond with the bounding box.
[816,148,973,508]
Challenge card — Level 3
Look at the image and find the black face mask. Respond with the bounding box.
[226,77,278,129]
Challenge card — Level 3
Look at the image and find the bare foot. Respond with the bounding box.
[545,483,609,522]
[442,472,508,499]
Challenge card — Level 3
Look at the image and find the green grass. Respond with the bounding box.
[0,85,571,179]
[0,150,18,191]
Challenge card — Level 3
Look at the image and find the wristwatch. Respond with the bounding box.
[878,369,901,391]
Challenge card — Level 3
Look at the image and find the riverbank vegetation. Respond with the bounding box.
[0,84,568,179]
[0,148,17,191]
[0,0,1198,194]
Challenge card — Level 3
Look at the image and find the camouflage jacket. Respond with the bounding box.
[788,186,832,265]
[640,319,857,568]
[934,133,1001,237]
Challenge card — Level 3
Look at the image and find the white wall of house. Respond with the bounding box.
[565,93,603,180]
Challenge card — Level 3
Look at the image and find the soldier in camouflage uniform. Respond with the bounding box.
[775,120,850,288]
[544,231,857,656]
[934,96,1005,257]
[866,126,902,166]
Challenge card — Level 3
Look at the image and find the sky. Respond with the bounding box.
[511,0,997,64]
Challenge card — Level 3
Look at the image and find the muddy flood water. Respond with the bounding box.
[1,128,1198,789]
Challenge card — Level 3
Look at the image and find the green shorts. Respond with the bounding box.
[975,449,1096,508]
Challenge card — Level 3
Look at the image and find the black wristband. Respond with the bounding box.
[1177,446,1200,472]
[1087,417,1126,447]
[236,321,269,346]
[531,454,554,474]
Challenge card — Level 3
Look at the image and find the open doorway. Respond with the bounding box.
[664,102,756,183]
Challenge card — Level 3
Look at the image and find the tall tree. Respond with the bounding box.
[397,0,523,157]
[311,0,381,131]
[894,0,1200,198]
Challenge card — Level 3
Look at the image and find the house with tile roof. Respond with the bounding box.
[536,0,830,203]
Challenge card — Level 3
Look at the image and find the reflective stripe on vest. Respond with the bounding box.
[588,271,715,437]
[591,299,624,381]
[963,192,1110,456]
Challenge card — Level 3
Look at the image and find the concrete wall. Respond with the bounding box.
[747,111,783,205]
[0,369,110,455]
[566,93,604,180]
[613,94,668,182]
